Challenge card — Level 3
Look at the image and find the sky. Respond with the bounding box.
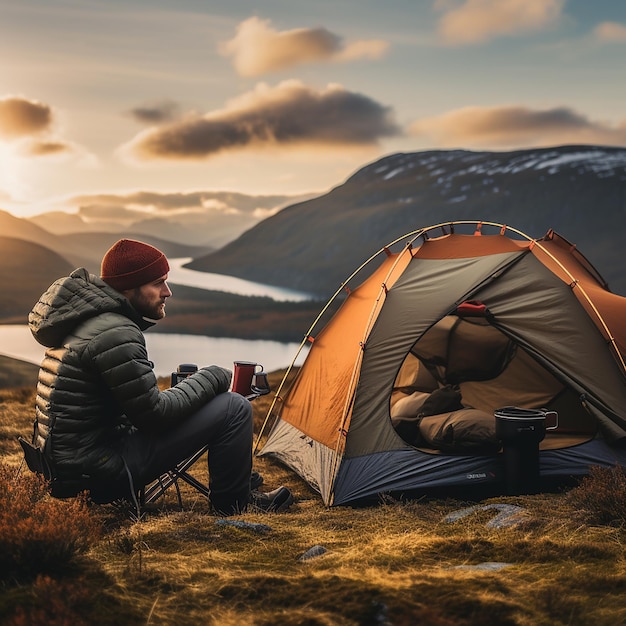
[1,0,625,220]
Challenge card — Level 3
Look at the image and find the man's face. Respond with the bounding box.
[122,274,172,320]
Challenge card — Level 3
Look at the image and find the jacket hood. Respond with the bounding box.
[29,268,152,348]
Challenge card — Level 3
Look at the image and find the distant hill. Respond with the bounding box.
[27,191,316,248]
[0,210,59,253]
[0,354,39,389]
[0,237,74,321]
[53,233,213,275]
[186,145,626,297]
[0,209,213,272]
[0,229,213,323]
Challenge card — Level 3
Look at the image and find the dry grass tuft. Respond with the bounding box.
[565,464,626,526]
[0,387,36,462]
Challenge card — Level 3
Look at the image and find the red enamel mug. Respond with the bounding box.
[232,361,264,396]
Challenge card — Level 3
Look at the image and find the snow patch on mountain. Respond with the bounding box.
[364,147,626,188]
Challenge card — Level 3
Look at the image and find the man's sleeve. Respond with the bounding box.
[87,323,231,431]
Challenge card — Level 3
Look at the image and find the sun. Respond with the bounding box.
[0,143,17,193]
[0,142,31,209]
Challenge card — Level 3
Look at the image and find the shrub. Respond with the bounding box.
[566,465,626,526]
[4,575,93,626]
[0,463,102,580]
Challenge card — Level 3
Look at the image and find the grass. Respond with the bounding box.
[1,377,626,625]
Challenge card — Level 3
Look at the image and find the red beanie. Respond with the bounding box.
[100,239,170,291]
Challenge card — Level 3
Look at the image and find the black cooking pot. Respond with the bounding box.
[495,406,558,495]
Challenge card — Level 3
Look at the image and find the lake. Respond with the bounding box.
[0,263,314,375]
[168,258,313,302]
[0,325,306,377]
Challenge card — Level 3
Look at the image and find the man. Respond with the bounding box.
[28,238,293,515]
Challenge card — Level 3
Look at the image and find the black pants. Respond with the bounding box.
[114,392,253,515]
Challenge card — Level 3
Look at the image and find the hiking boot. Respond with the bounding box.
[249,486,294,512]
[250,471,264,490]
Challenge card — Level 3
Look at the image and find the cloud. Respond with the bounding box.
[57,189,309,246]
[128,100,182,124]
[78,204,140,222]
[67,190,306,222]
[121,81,400,161]
[54,190,308,247]
[334,39,390,62]
[220,17,389,76]
[409,105,626,148]
[593,21,626,43]
[436,0,565,45]
[0,94,97,168]
[16,139,75,158]
[0,96,53,140]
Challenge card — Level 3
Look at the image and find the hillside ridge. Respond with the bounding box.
[187,144,626,297]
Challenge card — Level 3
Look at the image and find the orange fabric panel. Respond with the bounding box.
[415,233,528,259]
[582,284,626,363]
[279,251,410,449]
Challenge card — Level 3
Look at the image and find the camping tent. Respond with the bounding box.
[256,221,626,506]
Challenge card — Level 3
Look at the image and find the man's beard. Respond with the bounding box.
[129,291,167,320]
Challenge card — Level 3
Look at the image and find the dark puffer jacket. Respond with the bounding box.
[28,268,231,484]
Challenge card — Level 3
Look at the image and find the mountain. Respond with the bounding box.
[0,210,57,250]
[0,210,212,272]
[0,237,74,321]
[0,213,213,323]
[54,233,213,274]
[186,145,626,297]
[27,191,316,248]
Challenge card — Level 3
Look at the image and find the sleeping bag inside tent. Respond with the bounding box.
[256,222,626,506]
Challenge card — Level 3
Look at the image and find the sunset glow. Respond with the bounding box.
[0,0,624,219]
